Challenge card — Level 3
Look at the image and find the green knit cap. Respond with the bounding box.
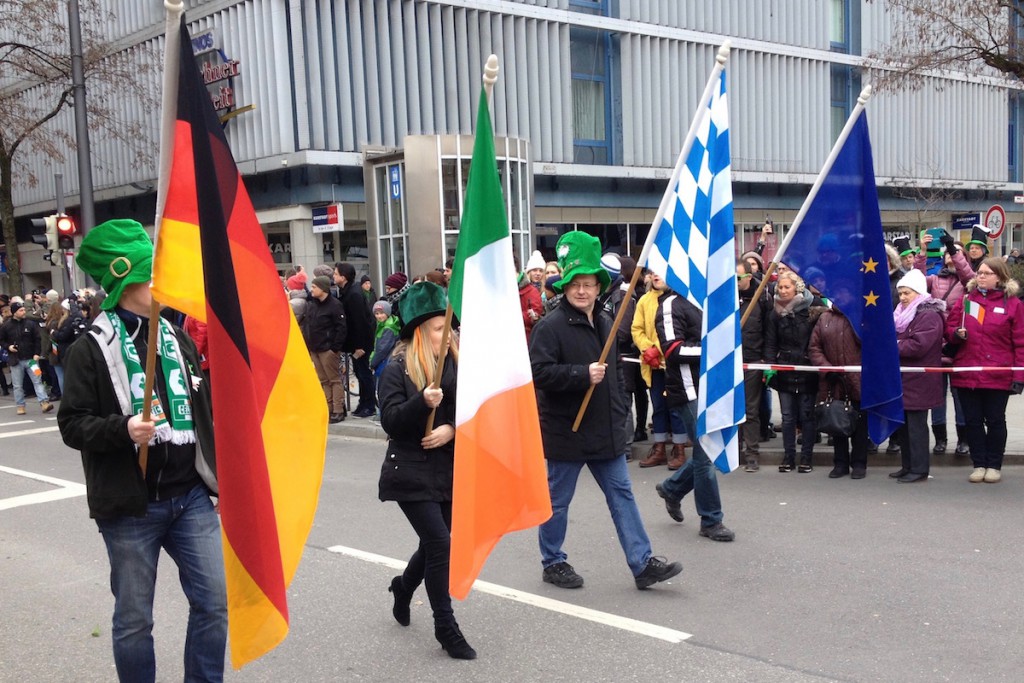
[76,219,153,310]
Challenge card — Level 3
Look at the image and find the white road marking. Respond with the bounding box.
[0,426,61,439]
[327,544,693,643]
[0,420,34,427]
[0,465,86,511]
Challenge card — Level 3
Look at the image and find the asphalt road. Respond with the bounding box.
[2,400,1023,682]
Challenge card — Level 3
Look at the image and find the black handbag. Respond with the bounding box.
[813,379,859,438]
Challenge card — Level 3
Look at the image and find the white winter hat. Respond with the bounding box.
[525,250,545,273]
[600,252,621,279]
[896,268,927,295]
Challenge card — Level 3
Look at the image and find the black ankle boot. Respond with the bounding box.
[435,622,477,660]
[388,576,412,626]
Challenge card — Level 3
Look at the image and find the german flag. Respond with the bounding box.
[151,7,326,669]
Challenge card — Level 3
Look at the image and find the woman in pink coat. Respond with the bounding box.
[944,258,1024,483]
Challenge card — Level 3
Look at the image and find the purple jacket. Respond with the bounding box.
[914,250,973,307]
[896,298,945,411]
[945,279,1024,391]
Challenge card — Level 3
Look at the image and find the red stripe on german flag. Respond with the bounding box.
[152,14,327,669]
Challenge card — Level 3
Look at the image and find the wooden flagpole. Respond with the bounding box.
[740,85,874,328]
[571,41,732,432]
[424,54,500,437]
[138,298,161,476]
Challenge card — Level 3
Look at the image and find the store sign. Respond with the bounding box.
[191,29,245,115]
[312,204,345,233]
[952,213,981,231]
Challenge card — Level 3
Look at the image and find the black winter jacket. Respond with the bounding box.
[57,314,217,519]
[764,290,819,394]
[0,316,42,362]
[302,294,347,353]
[377,350,457,502]
[529,297,627,460]
[654,290,703,408]
[739,283,771,362]
[337,282,374,353]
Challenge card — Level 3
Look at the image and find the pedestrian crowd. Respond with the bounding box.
[18,217,1023,675]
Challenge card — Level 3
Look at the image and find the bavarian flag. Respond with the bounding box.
[447,65,552,600]
[151,5,326,668]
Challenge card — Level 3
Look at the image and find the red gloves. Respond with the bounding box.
[642,346,662,369]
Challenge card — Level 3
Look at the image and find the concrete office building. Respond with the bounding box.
[5,0,1024,293]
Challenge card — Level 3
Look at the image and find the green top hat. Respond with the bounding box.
[398,281,448,338]
[552,231,611,295]
[76,219,153,311]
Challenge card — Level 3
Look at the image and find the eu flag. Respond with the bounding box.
[784,112,903,444]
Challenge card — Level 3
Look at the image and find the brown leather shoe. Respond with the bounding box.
[638,442,667,468]
[667,443,687,470]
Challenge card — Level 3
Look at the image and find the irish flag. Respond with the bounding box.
[447,71,552,600]
[151,4,326,668]
[964,300,985,325]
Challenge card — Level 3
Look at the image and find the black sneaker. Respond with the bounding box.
[329,413,345,424]
[698,523,735,542]
[543,562,584,589]
[654,483,684,522]
[635,556,682,589]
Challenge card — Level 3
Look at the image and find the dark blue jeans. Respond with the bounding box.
[95,485,227,683]
[539,456,652,576]
[778,390,815,465]
[659,402,724,527]
[958,388,1010,470]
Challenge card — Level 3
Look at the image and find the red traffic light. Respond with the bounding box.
[56,215,76,250]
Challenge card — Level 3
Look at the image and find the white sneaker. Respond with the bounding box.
[968,467,987,483]
[983,468,1002,483]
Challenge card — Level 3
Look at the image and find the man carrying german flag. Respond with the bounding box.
[57,219,227,682]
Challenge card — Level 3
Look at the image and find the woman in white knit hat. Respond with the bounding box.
[890,269,945,483]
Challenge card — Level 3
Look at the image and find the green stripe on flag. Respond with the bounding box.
[447,89,510,320]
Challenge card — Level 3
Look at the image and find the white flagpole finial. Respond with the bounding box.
[483,55,499,101]
[716,41,731,65]
[165,0,184,11]
[857,85,873,106]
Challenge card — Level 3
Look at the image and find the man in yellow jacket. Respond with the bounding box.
[631,274,689,469]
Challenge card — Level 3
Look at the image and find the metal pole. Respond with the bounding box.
[68,0,95,236]
[53,175,73,296]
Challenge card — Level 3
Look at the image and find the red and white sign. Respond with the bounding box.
[985,204,1006,239]
[312,204,344,234]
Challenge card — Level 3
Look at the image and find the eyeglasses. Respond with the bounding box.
[977,270,997,277]
[565,281,600,292]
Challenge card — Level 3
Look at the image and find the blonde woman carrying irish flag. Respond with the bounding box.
[944,257,1024,483]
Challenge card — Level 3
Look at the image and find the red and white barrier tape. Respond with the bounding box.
[620,357,1023,373]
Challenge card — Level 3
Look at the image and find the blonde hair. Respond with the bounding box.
[399,319,460,391]
[776,270,806,293]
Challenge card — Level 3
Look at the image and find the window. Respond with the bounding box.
[830,0,849,52]
[830,65,860,142]
[375,162,408,282]
[568,0,607,16]
[571,27,611,165]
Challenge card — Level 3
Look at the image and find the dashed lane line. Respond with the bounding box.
[0,465,86,511]
[0,426,61,439]
[326,544,692,644]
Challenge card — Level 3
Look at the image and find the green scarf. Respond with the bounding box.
[108,312,195,444]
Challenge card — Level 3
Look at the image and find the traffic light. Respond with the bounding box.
[56,214,76,250]
[30,215,58,252]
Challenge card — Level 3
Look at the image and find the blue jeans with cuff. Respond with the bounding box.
[658,402,725,527]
